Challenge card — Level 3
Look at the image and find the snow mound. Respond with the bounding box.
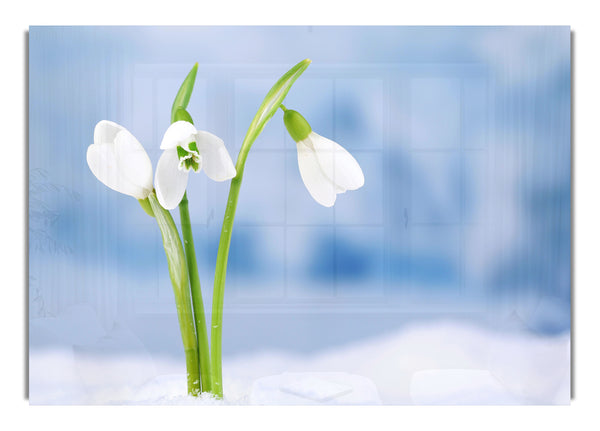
[29,321,570,405]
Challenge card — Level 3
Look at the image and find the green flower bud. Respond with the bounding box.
[138,197,155,217]
[174,108,194,125]
[283,109,312,142]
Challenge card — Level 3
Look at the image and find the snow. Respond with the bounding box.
[250,372,381,405]
[410,369,521,405]
[29,319,570,405]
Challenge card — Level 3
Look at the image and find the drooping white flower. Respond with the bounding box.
[154,121,237,210]
[283,108,364,207]
[87,120,154,200]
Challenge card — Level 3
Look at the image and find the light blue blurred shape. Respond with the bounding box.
[411,78,461,149]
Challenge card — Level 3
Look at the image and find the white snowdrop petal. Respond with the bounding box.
[160,121,198,150]
[113,130,153,198]
[335,184,347,194]
[87,142,146,199]
[309,132,365,191]
[296,141,337,207]
[94,120,125,146]
[154,149,189,210]
[195,130,237,181]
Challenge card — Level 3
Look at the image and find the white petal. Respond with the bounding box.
[87,142,148,199]
[195,130,237,181]
[296,141,337,207]
[88,121,151,199]
[113,129,153,197]
[94,120,125,146]
[160,121,198,150]
[154,149,189,210]
[307,132,365,191]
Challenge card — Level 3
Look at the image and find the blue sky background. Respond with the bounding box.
[29,26,570,357]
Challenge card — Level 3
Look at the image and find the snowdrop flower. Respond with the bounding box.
[155,121,236,210]
[87,120,153,200]
[283,108,364,207]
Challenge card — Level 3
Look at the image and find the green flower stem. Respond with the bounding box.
[147,192,200,396]
[170,63,211,393]
[210,59,312,398]
[179,191,212,393]
[210,171,243,398]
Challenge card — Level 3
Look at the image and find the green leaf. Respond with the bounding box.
[170,63,198,124]
[147,192,200,395]
[148,193,188,307]
[238,59,311,161]
[209,59,311,398]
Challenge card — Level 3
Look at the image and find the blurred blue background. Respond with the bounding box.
[29,26,571,358]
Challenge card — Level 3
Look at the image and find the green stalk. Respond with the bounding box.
[210,174,242,398]
[147,193,200,396]
[210,59,312,398]
[179,192,212,392]
[169,63,212,393]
